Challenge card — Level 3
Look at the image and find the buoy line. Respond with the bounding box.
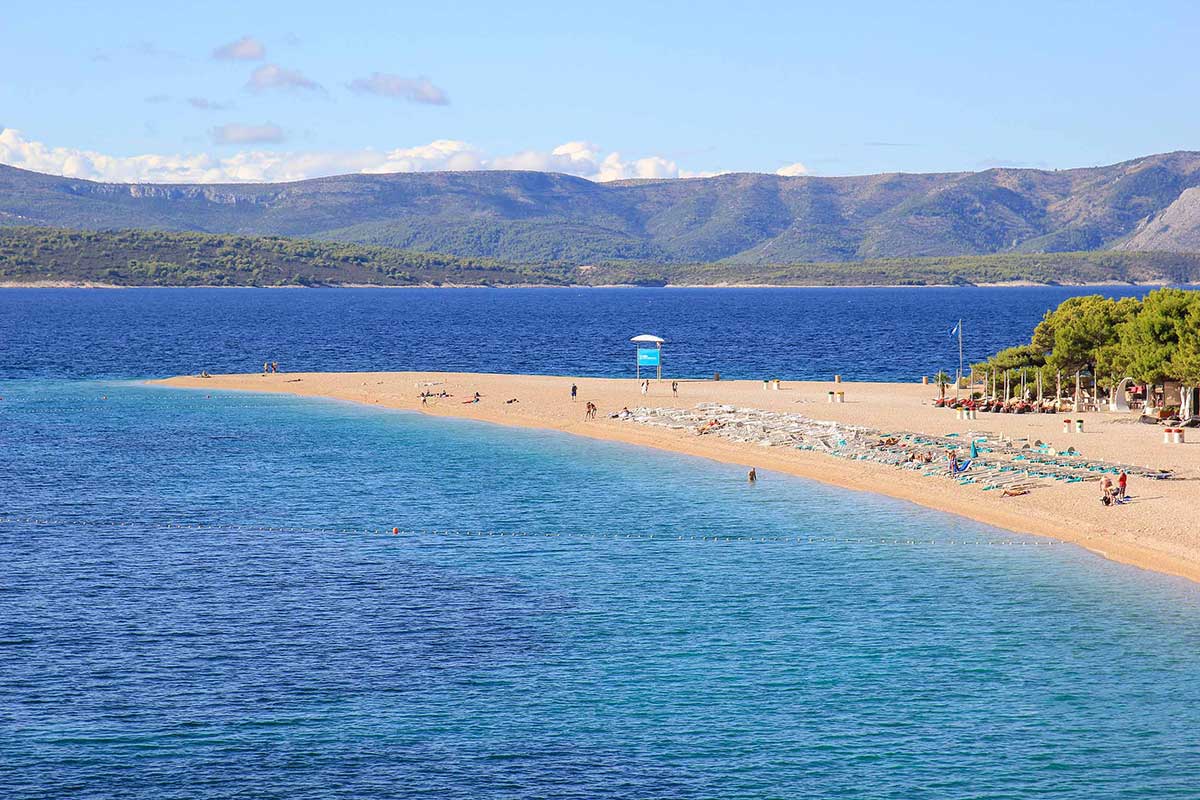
[0,515,1065,547]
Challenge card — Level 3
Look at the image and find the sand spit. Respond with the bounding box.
[155,372,1200,583]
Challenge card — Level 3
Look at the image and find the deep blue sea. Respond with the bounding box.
[4,288,1200,799]
[0,285,1182,381]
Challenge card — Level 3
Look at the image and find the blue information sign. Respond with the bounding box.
[637,348,661,366]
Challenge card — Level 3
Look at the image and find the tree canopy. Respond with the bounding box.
[1110,288,1197,383]
[983,288,1200,386]
[1172,302,1200,385]
[1029,295,1141,374]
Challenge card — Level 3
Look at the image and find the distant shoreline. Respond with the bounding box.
[0,280,1180,290]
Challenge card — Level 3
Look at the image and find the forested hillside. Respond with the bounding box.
[4,227,1199,287]
[4,151,1200,265]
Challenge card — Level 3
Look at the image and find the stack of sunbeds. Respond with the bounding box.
[620,404,1175,495]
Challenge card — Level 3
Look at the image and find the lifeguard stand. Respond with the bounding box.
[630,334,665,380]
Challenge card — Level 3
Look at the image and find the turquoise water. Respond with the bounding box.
[4,380,1200,798]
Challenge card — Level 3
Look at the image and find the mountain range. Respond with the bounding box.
[3,151,1200,264]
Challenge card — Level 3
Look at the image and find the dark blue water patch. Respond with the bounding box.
[4,381,1200,799]
[0,285,1184,381]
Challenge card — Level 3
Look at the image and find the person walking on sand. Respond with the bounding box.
[571,383,578,401]
[672,380,678,398]
[640,379,648,396]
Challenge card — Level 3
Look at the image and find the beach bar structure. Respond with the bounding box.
[631,334,665,380]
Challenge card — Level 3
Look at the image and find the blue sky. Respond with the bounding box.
[1,0,1198,182]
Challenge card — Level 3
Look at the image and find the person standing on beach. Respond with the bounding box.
[272,361,279,373]
[1117,470,1128,500]
[263,361,269,374]
[672,380,678,398]
[571,383,577,401]
[640,379,648,396]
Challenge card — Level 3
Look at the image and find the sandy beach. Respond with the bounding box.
[157,372,1200,583]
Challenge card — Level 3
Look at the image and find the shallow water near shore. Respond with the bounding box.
[4,381,1200,799]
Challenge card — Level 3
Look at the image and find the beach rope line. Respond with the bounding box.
[0,516,1066,547]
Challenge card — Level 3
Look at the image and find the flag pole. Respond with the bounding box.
[955,319,963,401]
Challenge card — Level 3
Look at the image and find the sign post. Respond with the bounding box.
[637,347,661,380]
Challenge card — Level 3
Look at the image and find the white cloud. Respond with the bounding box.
[213,35,266,61]
[1,128,224,182]
[0,127,728,184]
[188,97,232,111]
[211,123,286,145]
[247,63,320,92]
[776,162,809,176]
[490,142,685,182]
[347,73,449,105]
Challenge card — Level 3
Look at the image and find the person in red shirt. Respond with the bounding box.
[1117,470,1128,500]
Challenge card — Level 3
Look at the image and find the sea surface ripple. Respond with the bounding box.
[3,382,1200,798]
[0,285,1181,381]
